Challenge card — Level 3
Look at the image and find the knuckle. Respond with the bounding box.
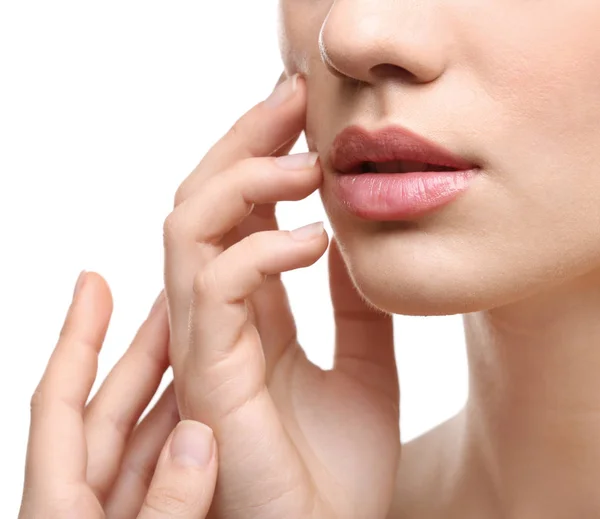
[236,155,259,171]
[43,491,87,519]
[226,118,244,142]
[162,210,187,244]
[144,485,192,517]
[103,409,133,438]
[29,385,44,415]
[244,231,267,257]
[174,182,191,207]
[122,457,155,491]
[193,267,218,299]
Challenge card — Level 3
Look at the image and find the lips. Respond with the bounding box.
[330,125,477,174]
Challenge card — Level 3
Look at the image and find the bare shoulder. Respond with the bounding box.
[387,412,464,519]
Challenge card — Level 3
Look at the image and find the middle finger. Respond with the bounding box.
[164,152,321,374]
[83,292,170,502]
[104,384,179,519]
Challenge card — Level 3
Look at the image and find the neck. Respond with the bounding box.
[461,271,600,517]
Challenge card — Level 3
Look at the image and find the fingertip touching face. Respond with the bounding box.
[278,0,600,316]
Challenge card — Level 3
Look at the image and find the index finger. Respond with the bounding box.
[25,272,113,489]
[174,73,307,206]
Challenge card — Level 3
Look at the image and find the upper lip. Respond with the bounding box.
[330,124,477,173]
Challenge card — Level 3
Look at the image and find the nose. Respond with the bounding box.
[319,1,448,84]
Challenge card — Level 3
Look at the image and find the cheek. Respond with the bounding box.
[489,44,600,142]
[460,3,600,155]
[455,4,600,232]
[277,0,331,76]
[278,1,338,153]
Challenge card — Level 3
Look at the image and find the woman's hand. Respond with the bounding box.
[164,74,400,519]
[19,272,218,519]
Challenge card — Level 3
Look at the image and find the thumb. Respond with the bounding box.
[137,420,217,519]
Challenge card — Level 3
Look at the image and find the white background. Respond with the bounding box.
[0,1,468,515]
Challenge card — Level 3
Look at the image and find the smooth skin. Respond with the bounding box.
[22,1,600,517]
[163,74,399,519]
[279,1,600,518]
[19,272,218,519]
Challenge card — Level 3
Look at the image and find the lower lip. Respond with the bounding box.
[332,170,478,221]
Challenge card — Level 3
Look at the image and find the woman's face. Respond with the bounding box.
[278,0,600,315]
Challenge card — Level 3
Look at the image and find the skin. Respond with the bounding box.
[19,273,218,519]
[163,75,399,519]
[275,0,600,517]
[22,1,600,517]
[22,78,402,518]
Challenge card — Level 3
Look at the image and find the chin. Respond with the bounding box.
[332,228,556,318]
[320,177,600,318]
[345,259,490,317]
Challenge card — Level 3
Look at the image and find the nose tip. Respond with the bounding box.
[318,4,447,85]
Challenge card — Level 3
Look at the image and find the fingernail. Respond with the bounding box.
[264,73,299,108]
[148,290,165,317]
[170,420,214,468]
[290,221,324,241]
[72,270,87,300]
[275,152,319,170]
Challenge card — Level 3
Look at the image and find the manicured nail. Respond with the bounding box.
[275,152,319,170]
[148,290,165,317]
[170,420,214,468]
[73,270,87,300]
[264,73,299,108]
[290,221,324,241]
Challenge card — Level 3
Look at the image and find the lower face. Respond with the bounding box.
[278,0,600,316]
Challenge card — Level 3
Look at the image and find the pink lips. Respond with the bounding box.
[328,125,479,221]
